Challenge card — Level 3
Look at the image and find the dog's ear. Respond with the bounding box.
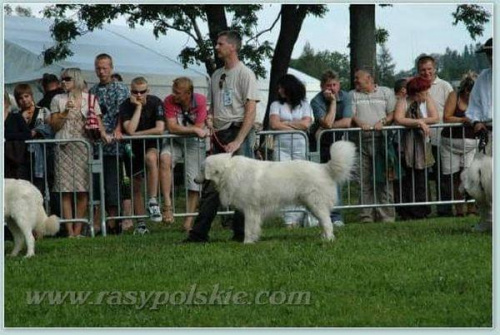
[205,158,223,182]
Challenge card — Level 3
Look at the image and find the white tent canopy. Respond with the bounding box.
[5,16,321,122]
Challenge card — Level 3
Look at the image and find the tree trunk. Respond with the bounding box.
[349,5,376,88]
[263,5,308,130]
[205,5,228,75]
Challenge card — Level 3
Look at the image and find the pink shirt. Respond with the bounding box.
[164,93,207,126]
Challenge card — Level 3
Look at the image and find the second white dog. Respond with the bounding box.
[203,141,357,243]
[4,179,60,257]
[459,153,493,232]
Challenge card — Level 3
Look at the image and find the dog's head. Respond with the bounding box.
[200,153,233,185]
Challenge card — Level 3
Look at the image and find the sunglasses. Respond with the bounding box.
[218,73,226,89]
[131,89,148,95]
[61,76,73,82]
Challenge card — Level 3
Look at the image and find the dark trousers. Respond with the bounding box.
[187,180,244,242]
[187,129,253,242]
[431,145,452,216]
[399,166,431,220]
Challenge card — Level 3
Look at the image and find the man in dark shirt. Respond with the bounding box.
[120,76,165,234]
[37,73,65,109]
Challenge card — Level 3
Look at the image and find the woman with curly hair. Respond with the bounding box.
[269,74,312,228]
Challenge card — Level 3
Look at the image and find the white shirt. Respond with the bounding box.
[429,76,453,145]
[269,100,312,122]
[466,68,492,123]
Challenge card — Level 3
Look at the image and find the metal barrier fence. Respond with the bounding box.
[23,123,479,236]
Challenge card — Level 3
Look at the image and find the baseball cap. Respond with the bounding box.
[476,38,492,53]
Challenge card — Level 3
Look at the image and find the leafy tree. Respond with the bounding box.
[5,4,13,16]
[349,4,491,87]
[290,43,350,89]
[452,4,491,40]
[42,4,274,78]
[15,5,33,17]
[376,44,396,87]
[436,44,490,82]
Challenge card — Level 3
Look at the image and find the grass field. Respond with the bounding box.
[4,216,492,328]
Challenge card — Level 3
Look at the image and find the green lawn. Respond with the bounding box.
[4,216,492,327]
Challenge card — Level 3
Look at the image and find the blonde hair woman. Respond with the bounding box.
[50,68,109,237]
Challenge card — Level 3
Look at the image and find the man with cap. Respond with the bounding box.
[466,37,493,232]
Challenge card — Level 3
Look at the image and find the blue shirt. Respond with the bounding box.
[90,81,129,155]
[310,90,352,138]
[466,68,492,123]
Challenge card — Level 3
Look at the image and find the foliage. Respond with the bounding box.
[4,4,13,16]
[15,5,33,17]
[437,44,490,83]
[4,4,33,17]
[290,42,350,89]
[376,44,396,87]
[375,27,389,45]
[452,4,491,40]
[42,4,274,78]
[4,217,492,327]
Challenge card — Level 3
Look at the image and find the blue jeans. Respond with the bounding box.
[330,185,343,222]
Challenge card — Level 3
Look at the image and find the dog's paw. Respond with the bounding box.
[321,233,335,242]
[243,237,257,244]
[24,253,35,258]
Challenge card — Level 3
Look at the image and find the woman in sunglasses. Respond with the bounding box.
[49,67,109,238]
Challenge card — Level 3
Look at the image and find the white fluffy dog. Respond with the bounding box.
[203,141,357,243]
[459,153,493,231]
[4,179,60,257]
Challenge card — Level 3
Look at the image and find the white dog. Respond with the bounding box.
[4,179,60,257]
[203,141,357,243]
[459,153,493,232]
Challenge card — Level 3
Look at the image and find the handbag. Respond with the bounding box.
[424,141,435,168]
[85,94,101,141]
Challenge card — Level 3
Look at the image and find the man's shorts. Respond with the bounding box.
[160,137,206,191]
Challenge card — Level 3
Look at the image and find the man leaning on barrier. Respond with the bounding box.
[310,70,352,227]
[184,30,259,243]
[465,37,493,232]
[160,77,209,231]
[89,53,130,234]
[120,77,166,235]
[351,68,397,224]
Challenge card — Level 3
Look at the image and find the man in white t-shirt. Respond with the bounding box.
[417,54,454,216]
[466,37,493,232]
[185,30,260,243]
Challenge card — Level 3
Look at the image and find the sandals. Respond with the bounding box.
[162,205,175,224]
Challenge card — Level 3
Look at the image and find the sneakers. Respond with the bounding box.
[134,223,150,235]
[148,199,162,222]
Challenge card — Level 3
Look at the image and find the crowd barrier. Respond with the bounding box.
[24,123,479,236]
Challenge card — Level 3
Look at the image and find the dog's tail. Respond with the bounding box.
[327,141,357,183]
[35,205,60,236]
